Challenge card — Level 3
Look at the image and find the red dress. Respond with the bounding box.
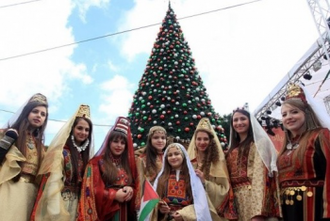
[77,156,136,221]
[278,128,330,221]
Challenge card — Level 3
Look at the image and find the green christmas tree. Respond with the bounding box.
[128,3,227,148]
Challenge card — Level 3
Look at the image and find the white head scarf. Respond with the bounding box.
[153,143,212,221]
[229,108,278,177]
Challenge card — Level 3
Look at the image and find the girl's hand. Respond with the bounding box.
[194,169,205,183]
[158,201,170,214]
[172,212,183,221]
[122,186,133,201]
[115,189,128,202]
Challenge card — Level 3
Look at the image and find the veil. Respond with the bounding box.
[153,143,213,221]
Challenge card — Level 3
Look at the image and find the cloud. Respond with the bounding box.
[107,60,120,72]
[99,75,135,120]
[0,0,94,110]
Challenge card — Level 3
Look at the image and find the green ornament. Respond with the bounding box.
[141,142,145,146]
[143,116,147,120]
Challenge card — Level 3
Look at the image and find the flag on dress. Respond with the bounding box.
[138,179,160,221]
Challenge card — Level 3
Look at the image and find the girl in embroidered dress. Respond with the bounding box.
[226,105,280,221]
[277,83,330,221]
[135,126,167,210]
[77,116,137,221]
[0,93,48,221]
[31,104,93,221]
[187,117,232,219]
[151,142,221,221]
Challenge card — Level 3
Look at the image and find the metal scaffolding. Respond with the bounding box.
[254,0,330,120]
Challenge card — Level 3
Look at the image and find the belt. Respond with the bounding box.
[280,183,322,205]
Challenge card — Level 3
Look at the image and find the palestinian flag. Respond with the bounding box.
[138,179,160,221]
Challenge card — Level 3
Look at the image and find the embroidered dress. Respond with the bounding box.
[226,143,280,220]
[151,143,222,221]
[0,133,43,221]
[151,171,193,221]
[78,157,136,221]
[62,145,84,220]
[278,128,330,221]
[163,171,192,212]
[31,105,93,221]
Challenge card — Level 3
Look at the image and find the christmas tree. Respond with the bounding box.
[128,3,227,148]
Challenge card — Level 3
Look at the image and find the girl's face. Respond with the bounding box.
[72,119,90,146]
[110,137,126,157]
[232,112,250,135]
[281,103,306,136]
[167,146,184,170]
[151,131,166,152]
[195,131,210,152]
[28,106,47,129]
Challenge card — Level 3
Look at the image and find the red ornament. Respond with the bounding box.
[137,134,142,139]
[197,115,201,119]
[167,110,171,114]
[148,96,153,100]
[183,111,187,115]
[192,81,198,86]
[160,115,165,119]
[176,121,180,125]
[184,127,190,132]
[190,122,194,126]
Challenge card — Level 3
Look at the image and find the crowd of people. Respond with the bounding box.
[0,82,329,221]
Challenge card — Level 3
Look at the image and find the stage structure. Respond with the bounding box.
[254,0,330,123]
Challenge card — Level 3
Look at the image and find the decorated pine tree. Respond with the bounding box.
[128,3,227,148]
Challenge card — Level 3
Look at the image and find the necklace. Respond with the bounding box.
[109,152,121,167]
[286,134,302,150]
[71,135,89,152]
[27,133,35,149]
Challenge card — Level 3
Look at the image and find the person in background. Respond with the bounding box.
[135,126,167,210]
[151,143,222,221]
[187,117,232,219]
[226,106,280,221]
[77,116,137,221]
[31,104,94,221]
[0,93,49,221]
[277,83,330,221]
